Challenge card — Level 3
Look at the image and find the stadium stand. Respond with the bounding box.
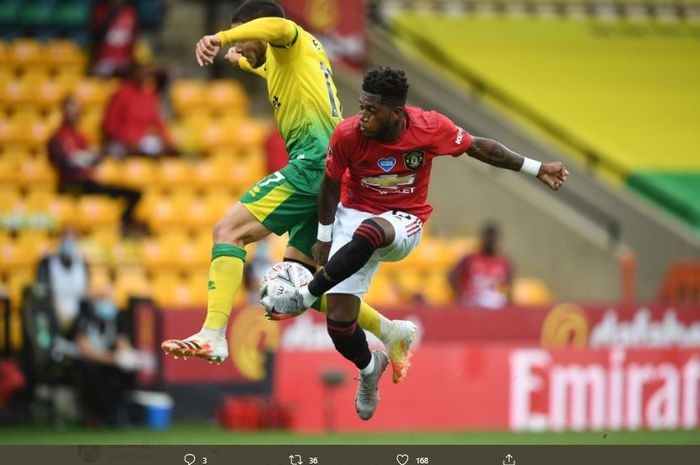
[387,5,700,232]
[2,31,538,351]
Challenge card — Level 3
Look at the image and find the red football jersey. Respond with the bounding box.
[325,107,473,222]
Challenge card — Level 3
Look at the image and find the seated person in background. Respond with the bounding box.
[264,128,289,174]
[48,97,142,231]
[90,0,139,77]
[74,288,139,427]
[35,228,89,340]
[449,223,513,309]
[102,62,172,158]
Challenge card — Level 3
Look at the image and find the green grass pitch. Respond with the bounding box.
[1,424,698,445]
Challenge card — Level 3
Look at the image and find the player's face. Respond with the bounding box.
[358,99,400,139]
[231,22,267,68]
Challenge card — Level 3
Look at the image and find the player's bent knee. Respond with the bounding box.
[353,218,389,249]
[213,204,272,246]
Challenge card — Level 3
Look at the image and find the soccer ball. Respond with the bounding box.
[259,261,313,319]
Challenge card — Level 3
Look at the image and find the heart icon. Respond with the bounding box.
[396,454,409,465]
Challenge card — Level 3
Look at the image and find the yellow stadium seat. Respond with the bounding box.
[423,272,454,306]
[139,231,188,271]
[365,273,401,308]
[190,156,227,191]
[6,267,35,312]
[207,80,249,116]
[184,191,227,231]
[113,265,151,309]
[76,195,123,231]
[45,195,79,228]
[80,233,111,267]
[200,121,236,152]
[76,108,103,145]
[23,187,56,212]
[150,271,182,308]
[512,278,553,307]
[155,158,188,189]
[18,155,57,187]
[0,156,21,191]
[170,80,206,117]
[178,232,210,269]
[120,157,155,189]
[9,39,44,71]
[89,264,113,296]
[86,226,121,249]
[133,187,160,224]
[144,190,195,233]
[183,270,209,308]
[227,153,266,189]
[232,120,266,150]
[46,40,86,73]
[36,78,70,109]
[394,270,428,303]
[93,157,123,185]
[385,236,451,273]
[54,70,83,95]
[25,117,58,151]
[0,238,38,273]
[110,237,141,267]
[74,78,113,111]
[168,120,201,154]
[0,78,33,107]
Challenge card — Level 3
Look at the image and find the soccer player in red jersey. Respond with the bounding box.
[264,66,569,420]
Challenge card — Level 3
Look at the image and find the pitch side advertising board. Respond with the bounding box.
[154,303,700,431]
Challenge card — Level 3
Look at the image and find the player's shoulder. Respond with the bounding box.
[405,107,447,131]
[334,115,361,139]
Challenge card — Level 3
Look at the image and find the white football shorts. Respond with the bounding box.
[326,203,424,297]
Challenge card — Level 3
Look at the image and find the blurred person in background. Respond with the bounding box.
[35,227,89,340]
[102,62,173,158]
[48,97,142,232]
[73,288,139,427]
[449,223,513,309]
[90,0,139,77]
[264,128,289,174]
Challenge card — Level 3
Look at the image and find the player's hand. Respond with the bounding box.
[312,240,332,266]
[224,47,242,66]
[537,161,569,191]
[195,34,221,66]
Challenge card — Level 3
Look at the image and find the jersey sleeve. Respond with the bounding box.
[434,113,473,157]
[216,17,297,47]
[238,56,266,78]
[325,127,351,179]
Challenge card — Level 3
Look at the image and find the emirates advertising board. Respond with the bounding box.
[155,303,700,432]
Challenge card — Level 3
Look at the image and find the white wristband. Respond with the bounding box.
[317,223,333,242]
[520,156,542,176]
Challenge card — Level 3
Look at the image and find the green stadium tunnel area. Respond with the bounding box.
[390,14,700,232]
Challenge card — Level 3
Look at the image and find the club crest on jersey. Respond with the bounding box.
[403,150,425,170]
[377,157,397,172]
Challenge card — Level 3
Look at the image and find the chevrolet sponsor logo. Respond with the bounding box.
[361,173,416,189]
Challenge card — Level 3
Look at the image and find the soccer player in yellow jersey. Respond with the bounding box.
[162,0,416,383]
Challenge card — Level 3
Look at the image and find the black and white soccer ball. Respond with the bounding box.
[259,261,313,320]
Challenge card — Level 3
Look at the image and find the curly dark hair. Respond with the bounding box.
[361,65,409,107]
[231,0,285,24]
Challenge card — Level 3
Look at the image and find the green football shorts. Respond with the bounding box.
[240,160,325,258]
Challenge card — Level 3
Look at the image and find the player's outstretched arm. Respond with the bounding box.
[312,174,342,266]
[465,137,569,191]
[196,18,297,66]
[219,17,296,48]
